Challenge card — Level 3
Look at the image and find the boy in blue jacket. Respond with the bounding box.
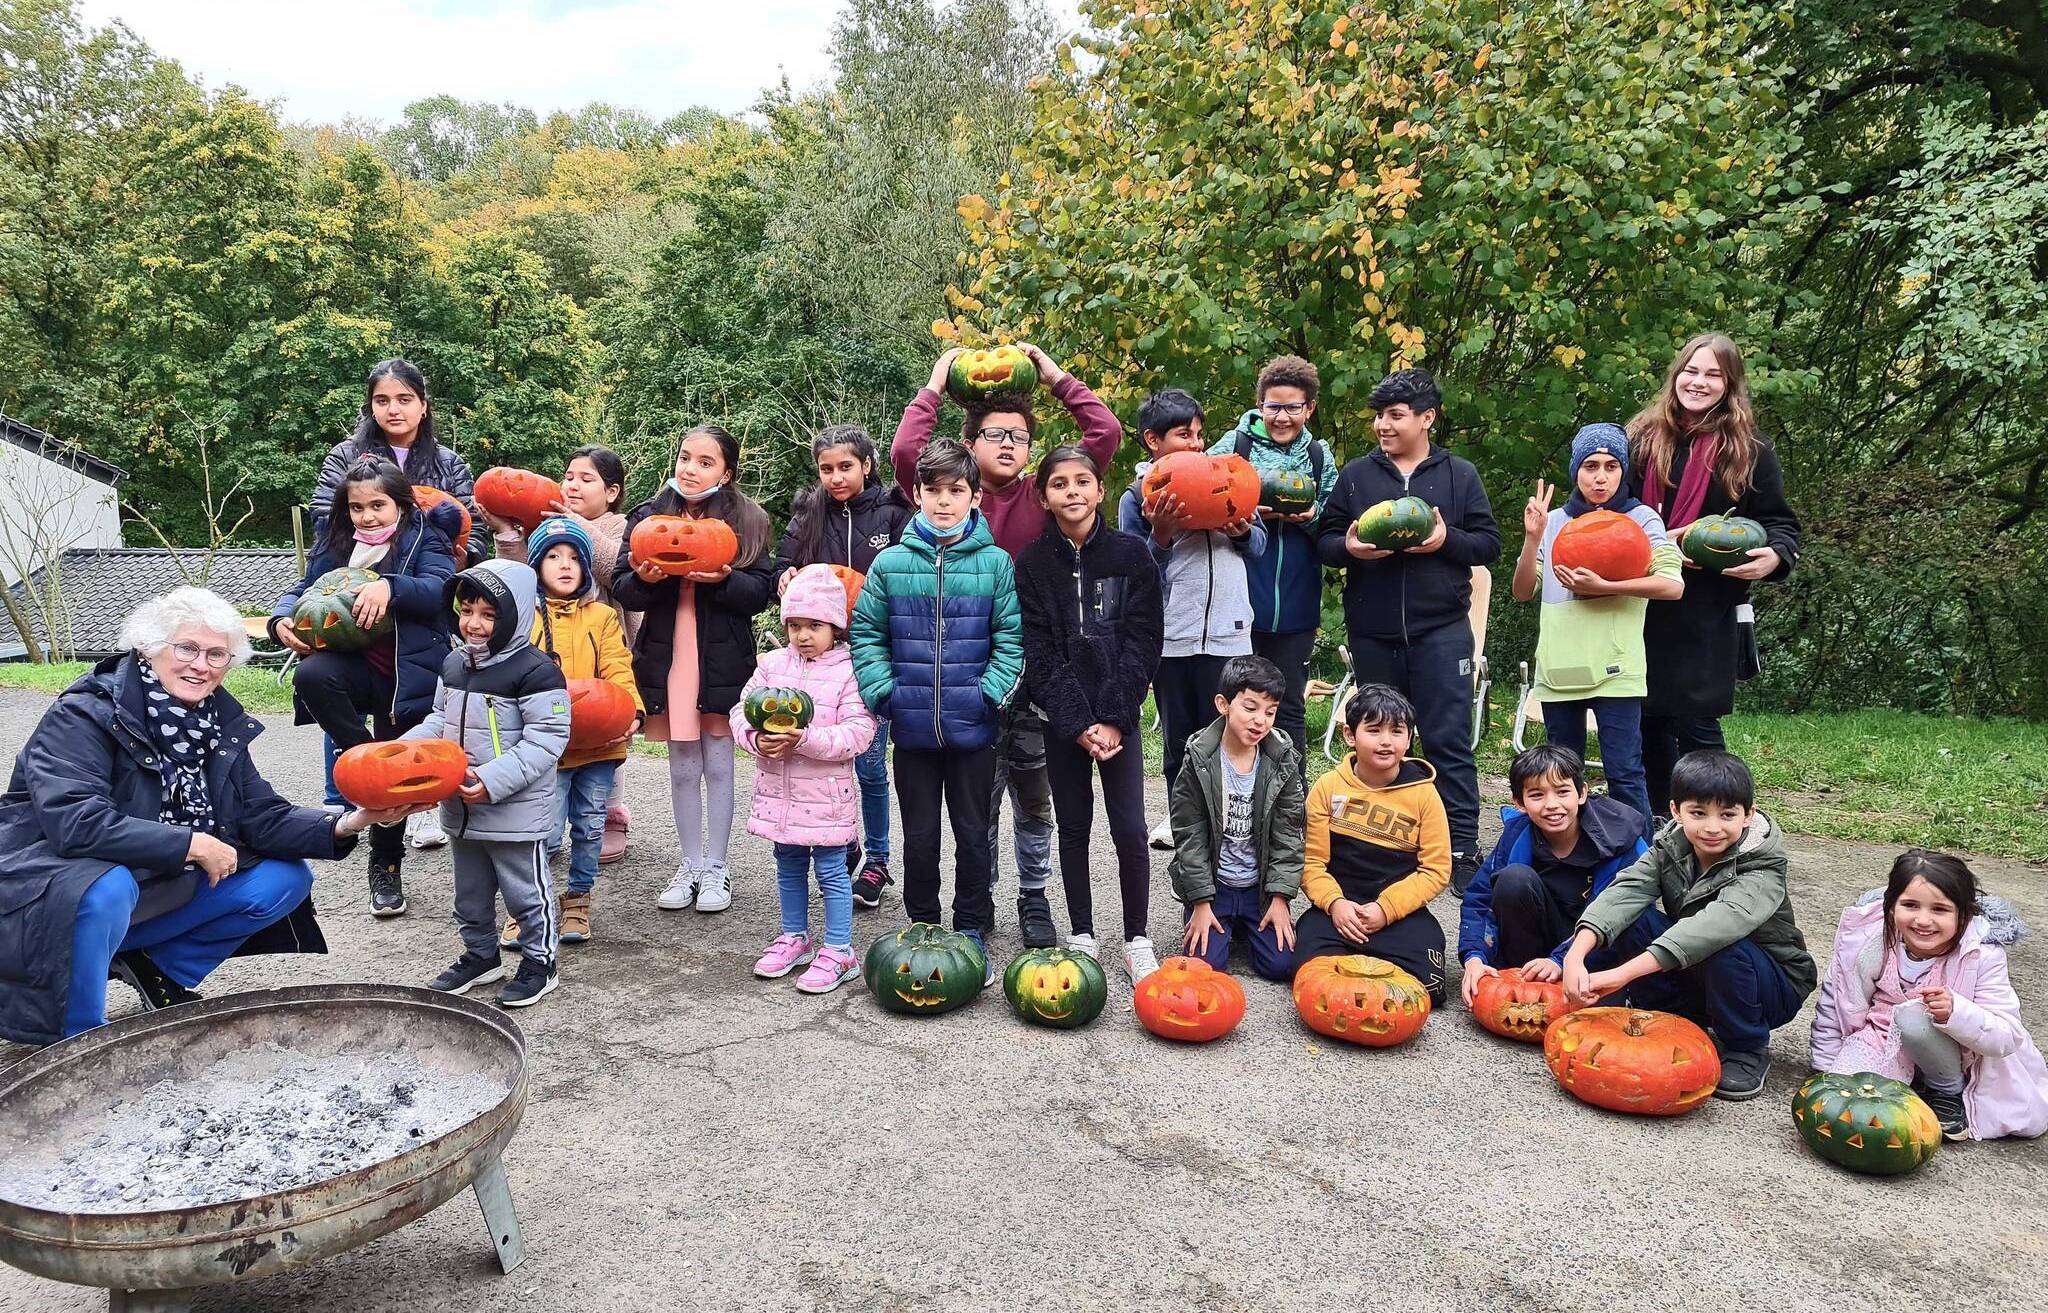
[1458,743,1648,1006]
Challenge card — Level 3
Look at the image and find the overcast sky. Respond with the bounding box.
[79,0,1082,126]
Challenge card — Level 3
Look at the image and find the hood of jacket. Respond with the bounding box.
[1498,793,1649,862]
[446,558,539,667]
[1646,807,1783,880]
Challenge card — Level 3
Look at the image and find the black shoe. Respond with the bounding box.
[1017,890,1057,948]
[1713,1048,1771,1100]
[428,951,505,995]
[368,860,407,917]
[109,951,201,1012]
[1923,1086,1970,1141]
[1450,851,1480,898]
[844,838,863,880]
[852,860,893,909]
[498,959,559,1008]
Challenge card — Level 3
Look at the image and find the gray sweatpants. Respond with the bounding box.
[1895,998,1966,1094]
[452,839,556,970]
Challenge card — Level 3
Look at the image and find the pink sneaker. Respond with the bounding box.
[795,944,860,994]
[600,804,630,865]
[752,933,816,979]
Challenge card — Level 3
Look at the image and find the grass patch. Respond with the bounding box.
[0,660,297,715]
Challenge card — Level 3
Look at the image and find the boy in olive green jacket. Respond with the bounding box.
[1563,750,1816,1102]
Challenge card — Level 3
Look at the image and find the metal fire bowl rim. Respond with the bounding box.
[0,983,526,1231]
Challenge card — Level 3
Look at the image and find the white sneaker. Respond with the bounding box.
[1066,931,1099,960]
[1123,936,1160,985]
[657,862,698,911]
[694,862,732,913]
[1148,817,1174,850]
[406,809,447,849]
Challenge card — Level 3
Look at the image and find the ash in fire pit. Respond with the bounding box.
[0,1045,503,1213]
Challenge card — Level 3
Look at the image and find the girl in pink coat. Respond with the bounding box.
[732,565,876,993]
[1811,849,2048,1141]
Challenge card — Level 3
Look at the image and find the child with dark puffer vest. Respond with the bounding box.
[1295,683,1451,1002]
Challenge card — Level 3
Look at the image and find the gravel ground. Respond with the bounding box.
[0,686,2043,1311]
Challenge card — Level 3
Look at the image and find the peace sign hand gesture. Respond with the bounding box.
[1523,479,1556,539]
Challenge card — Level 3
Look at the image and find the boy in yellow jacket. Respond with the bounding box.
[1295,683,1450,1001]
[506,518,642,945]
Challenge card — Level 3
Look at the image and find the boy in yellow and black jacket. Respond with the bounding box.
[1295,683,1451,1001]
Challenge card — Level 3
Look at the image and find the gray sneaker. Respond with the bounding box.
[1713,1048,1771,1101]
[1922,1086,1970,1141]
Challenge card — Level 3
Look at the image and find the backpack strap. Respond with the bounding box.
[1234,429,1253,461]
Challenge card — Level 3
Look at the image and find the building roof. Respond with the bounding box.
[1,548,300,659]
[0,414,126,486]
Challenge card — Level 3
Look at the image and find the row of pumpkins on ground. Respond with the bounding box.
[883,924,1942,1180]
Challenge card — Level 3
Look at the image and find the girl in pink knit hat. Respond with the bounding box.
[731,564,877,992]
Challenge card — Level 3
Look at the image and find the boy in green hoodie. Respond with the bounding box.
[1563,749,1816,1100]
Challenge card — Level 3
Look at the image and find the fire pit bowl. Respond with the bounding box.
[0,984,529,1311]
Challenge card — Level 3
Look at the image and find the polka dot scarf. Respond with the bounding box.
[138,659,222,834]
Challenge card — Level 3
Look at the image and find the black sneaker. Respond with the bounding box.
[844,838,863,881]
[1923,1086,1970,1141]
[852,860,893,909]
[368,860,407,917]
[1016,890,1057,948]
[498,960,559,1008]
[428,951,505,995]
[109,951,201,1012]
[1450,851,1480,897]
[1713,1048,1771,1100]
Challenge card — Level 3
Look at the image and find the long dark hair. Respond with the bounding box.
[785,424,877,568]
[322,457,416,565]
[353,359,444,471]
[646,424,773,568]
[1882,849,1980,960]
[565,443,627,513]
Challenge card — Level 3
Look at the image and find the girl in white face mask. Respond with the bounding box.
[611,425,776,917]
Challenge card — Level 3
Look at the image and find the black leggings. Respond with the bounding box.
[1641,714,1726,816]
[295,652,415,866]
[1044,730,1152,940]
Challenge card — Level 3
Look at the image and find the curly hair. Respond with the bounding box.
[118,588,252,668]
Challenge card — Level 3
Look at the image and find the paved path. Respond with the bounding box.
[0,688,2043,1311]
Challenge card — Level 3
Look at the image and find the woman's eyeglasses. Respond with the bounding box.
[167,641,234,668]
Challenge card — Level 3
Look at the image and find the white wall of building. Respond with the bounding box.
[0,441,123,586]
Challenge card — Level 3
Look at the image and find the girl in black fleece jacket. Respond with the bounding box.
[1017,445,1166,984]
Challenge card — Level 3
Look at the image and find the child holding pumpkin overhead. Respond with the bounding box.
[1509,424,1683,825]
[731,565,878,993]
[1294,683,1451,1004]
[269,457,459,918]
[612,424,777,918]
[1811,850,2048,1141]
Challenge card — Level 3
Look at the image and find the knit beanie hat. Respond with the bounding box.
[1568,423,1630,487]
[781,563,849,630]
[527,515,595,599]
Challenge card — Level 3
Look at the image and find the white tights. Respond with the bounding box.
[668,735,735,867]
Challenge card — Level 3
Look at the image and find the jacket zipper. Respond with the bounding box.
[932,540,947,747]
[843,502,854,566]
[1069,536,1085,627]
[1399,466,1412,647]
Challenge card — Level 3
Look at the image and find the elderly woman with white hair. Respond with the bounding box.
[0,587,416,1045]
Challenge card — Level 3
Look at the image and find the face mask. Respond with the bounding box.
[669,477,723,503]
[354,519,400,546]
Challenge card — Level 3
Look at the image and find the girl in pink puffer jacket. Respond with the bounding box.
[732,565,876,993]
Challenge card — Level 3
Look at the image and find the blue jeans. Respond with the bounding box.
[552,760,620,895]
[322,733,343,807]
[1540,696,1650,825]
[66,859,316,1037]
[1613,905,1802,1052]
[775,843,852,949]
[1187,882,1296,981]
[855,720,891,866]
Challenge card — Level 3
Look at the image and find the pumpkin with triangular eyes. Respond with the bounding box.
[863,923,987,1016]
[290,567,393,653]
[1133,956,1246,1043]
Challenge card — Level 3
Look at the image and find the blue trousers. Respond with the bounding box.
[66,859,315,1037]
[1541,696,1650,825]
[322,733,343,807]
[552,760,620,895]
[855,720,891,866]
[775,843,852,949]
[1187,882,1296,981]
[1613,905,1802,1052]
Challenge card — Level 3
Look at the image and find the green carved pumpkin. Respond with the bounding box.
[743,687,815,735]
[1002,947,1108,1030]
[290,567,392,653]
[1259,469,1318,517]
[864,923,988,1016]
[1354,495,1434,549]
[1791,1071,1942,1175]
[944,346,1039,406]
[1680,514,1767,571]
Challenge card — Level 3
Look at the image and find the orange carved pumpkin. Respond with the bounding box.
[333,738,468,811]
[1470,967,1581,1042]
[1292,954,1432,1047]
[1552,509,1651,581]
[566,678,637,750]
[1133,956,1247,1043]
[474,467,564,530]
[1544,1007,1721,1116]
[411,485,472,550]
[629,515,740,577]
[1139,452,1261,532]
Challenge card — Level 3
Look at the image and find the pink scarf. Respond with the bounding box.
[1645,427,1719,530]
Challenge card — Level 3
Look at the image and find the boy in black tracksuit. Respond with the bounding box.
[1314,369,1498,893]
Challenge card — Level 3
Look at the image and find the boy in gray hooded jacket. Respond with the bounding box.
[407,559,571,1007]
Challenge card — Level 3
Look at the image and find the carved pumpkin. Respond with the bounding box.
[1544,1007,1721,1116]
[333,738,468,811]
[1139,452,1262,532]
[1680,514,1768,571]
[1470,967,1581,1043]
[1552,509,1652,580]
[1002,947,1109,1030]
[629,515,739,578]
[1133,956,1246,1043]
[1292,955,1432,1047]
[411,485,472,551]
[743,688,815,735]
[1792,1071,1941,1176]
[1354,495,1434,549]
[1259,469,1318,516]
[290,567,393,653]
[863,923,988,1016]
[566,678,637,751]
[474,467,563,530]
[944,346,1039,405]
[825,564,866,608]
